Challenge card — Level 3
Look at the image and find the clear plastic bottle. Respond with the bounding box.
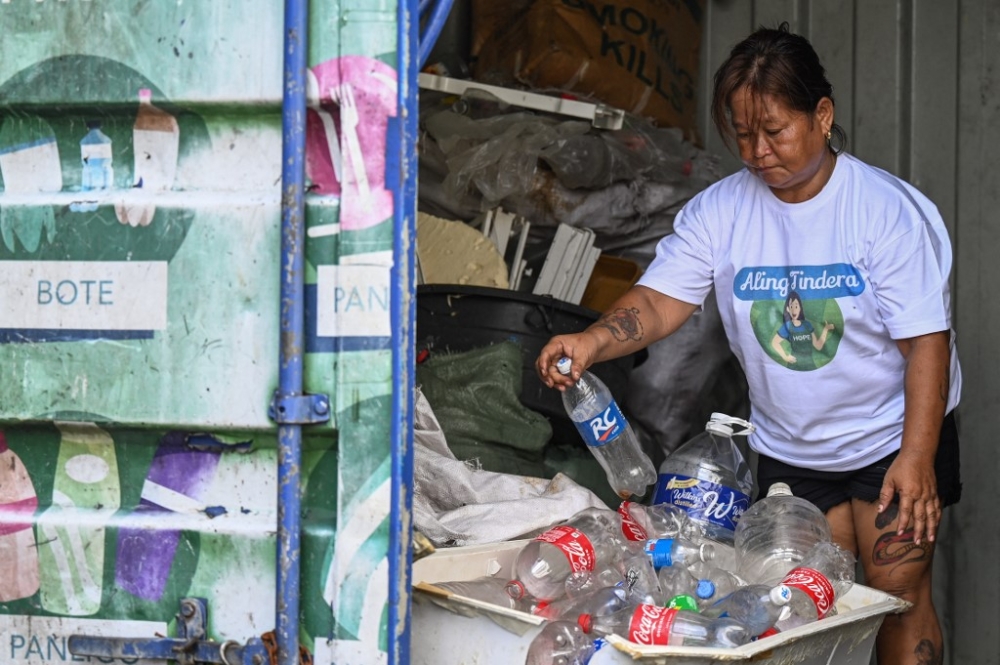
[651,413,754,552]
[618,501,688,542]
[433,576,529,611]
[686,561,744,610]
[618,548,665,606]
[775,541,856,631]
[702,584,791,636]
[557,358,657,499]
[642,537,715,570]
[534,584,630,621]
[579,604,750,648]
[526,620,598,665]
[734,482,833,585]
[509,507,626,602]
[564,566,625,600]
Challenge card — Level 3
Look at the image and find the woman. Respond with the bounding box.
[770,290,835,368]
[536,23,961,665]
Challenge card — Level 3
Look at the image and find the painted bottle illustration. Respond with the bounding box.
[115,88,180,227]
[0,431,40,602]
[0,114,61,252]
[115,433,221,601]
[71,120,113,213]
[37,422,120,616]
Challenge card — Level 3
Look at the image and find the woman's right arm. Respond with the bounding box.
[536,285,700,389]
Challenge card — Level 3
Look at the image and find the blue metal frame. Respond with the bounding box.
[277,0,308,663]
[389,0,420,663]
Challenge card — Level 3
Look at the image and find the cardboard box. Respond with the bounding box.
[471,0,704,140]
[412,540,910,665]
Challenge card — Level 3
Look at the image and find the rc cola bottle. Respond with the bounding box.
[734,482,833,585]
[557,358,656,499]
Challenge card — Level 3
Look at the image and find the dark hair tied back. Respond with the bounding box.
[711,21,847,154]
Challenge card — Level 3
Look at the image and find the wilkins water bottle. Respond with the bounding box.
[734,482,833,585]
[652,413,754,548]
[557,358,656,499]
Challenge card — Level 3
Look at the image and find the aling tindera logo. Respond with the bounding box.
[733,263,865,301]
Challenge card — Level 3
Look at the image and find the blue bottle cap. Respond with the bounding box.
[696,579,716,599]
[643,538,674,568]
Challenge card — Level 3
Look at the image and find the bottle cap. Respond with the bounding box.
[555,357,572,375]
[505,580,526,600]
[644,539,674,568]
[767,482,793,497]
[696,579,716,599]
[771,585,792,606]
[578,613,593,634]
[667,594,699,611]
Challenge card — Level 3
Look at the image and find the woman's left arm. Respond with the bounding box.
[878,331,950,545]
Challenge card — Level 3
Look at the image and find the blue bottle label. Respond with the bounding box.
[572,401,625,448]
[651,473,750,532]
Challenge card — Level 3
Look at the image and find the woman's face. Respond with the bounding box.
[729,87,834,203]
[786,298,802,320]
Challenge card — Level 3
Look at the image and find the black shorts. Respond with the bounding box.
[754,411,962,513]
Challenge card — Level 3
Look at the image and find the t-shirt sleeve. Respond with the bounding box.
[868,197,953,340]
[635,195,715,306]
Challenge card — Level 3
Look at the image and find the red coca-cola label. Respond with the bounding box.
[627,605,676,645]
[781,566,836,617]
[618,502,648,541]
[535,525,596,573]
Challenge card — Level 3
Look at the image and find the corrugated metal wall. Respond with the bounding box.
[699,2,999,663]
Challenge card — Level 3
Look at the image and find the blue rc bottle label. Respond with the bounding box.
[573,402,625,447]
[651,473,751,533]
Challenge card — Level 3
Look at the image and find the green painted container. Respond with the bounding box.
[0,1,410,663]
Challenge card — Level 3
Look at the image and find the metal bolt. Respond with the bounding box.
[314,399,329,416]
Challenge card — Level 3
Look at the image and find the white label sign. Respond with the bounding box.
[0,261,168,330]
[1,616,167,664]
[316,264,391,338]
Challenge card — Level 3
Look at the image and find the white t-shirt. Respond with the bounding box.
[637,153,962,471]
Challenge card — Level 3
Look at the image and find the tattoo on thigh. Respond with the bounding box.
[875,502,898,530]
[915,638,941,665]
[596,307,644,343]
[873,530,931,567]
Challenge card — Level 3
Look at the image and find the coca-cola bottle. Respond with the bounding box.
[433,576,529,611]
[775,541,856,631]
[702,584,791,635]
[580,604,750,648]
[508,508,626,602]
[618,501,688,542]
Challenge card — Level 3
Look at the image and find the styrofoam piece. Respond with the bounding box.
[411,540,910,665]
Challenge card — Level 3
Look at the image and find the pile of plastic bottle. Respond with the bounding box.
[431,403,859,663]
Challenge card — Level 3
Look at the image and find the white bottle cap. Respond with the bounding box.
[767,482,793,497]
[771,585,792,606]
[556,357,572,376]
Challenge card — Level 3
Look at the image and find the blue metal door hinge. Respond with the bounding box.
[269,391,331,424]
[68,598,271,665]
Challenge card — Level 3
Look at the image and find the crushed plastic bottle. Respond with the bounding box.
[735,482,833,585]
[526,620,598,665]
[508,507,626,602]
[618,501,688,542]
[702,584,791,636]
[557,358,657,499]
[643,537,715,570]
[775,541,856,631]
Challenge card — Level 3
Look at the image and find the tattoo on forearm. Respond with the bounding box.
[596,307,644,343]
[915,639,941,665]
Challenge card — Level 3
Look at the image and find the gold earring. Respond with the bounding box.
[825,129,832,142]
